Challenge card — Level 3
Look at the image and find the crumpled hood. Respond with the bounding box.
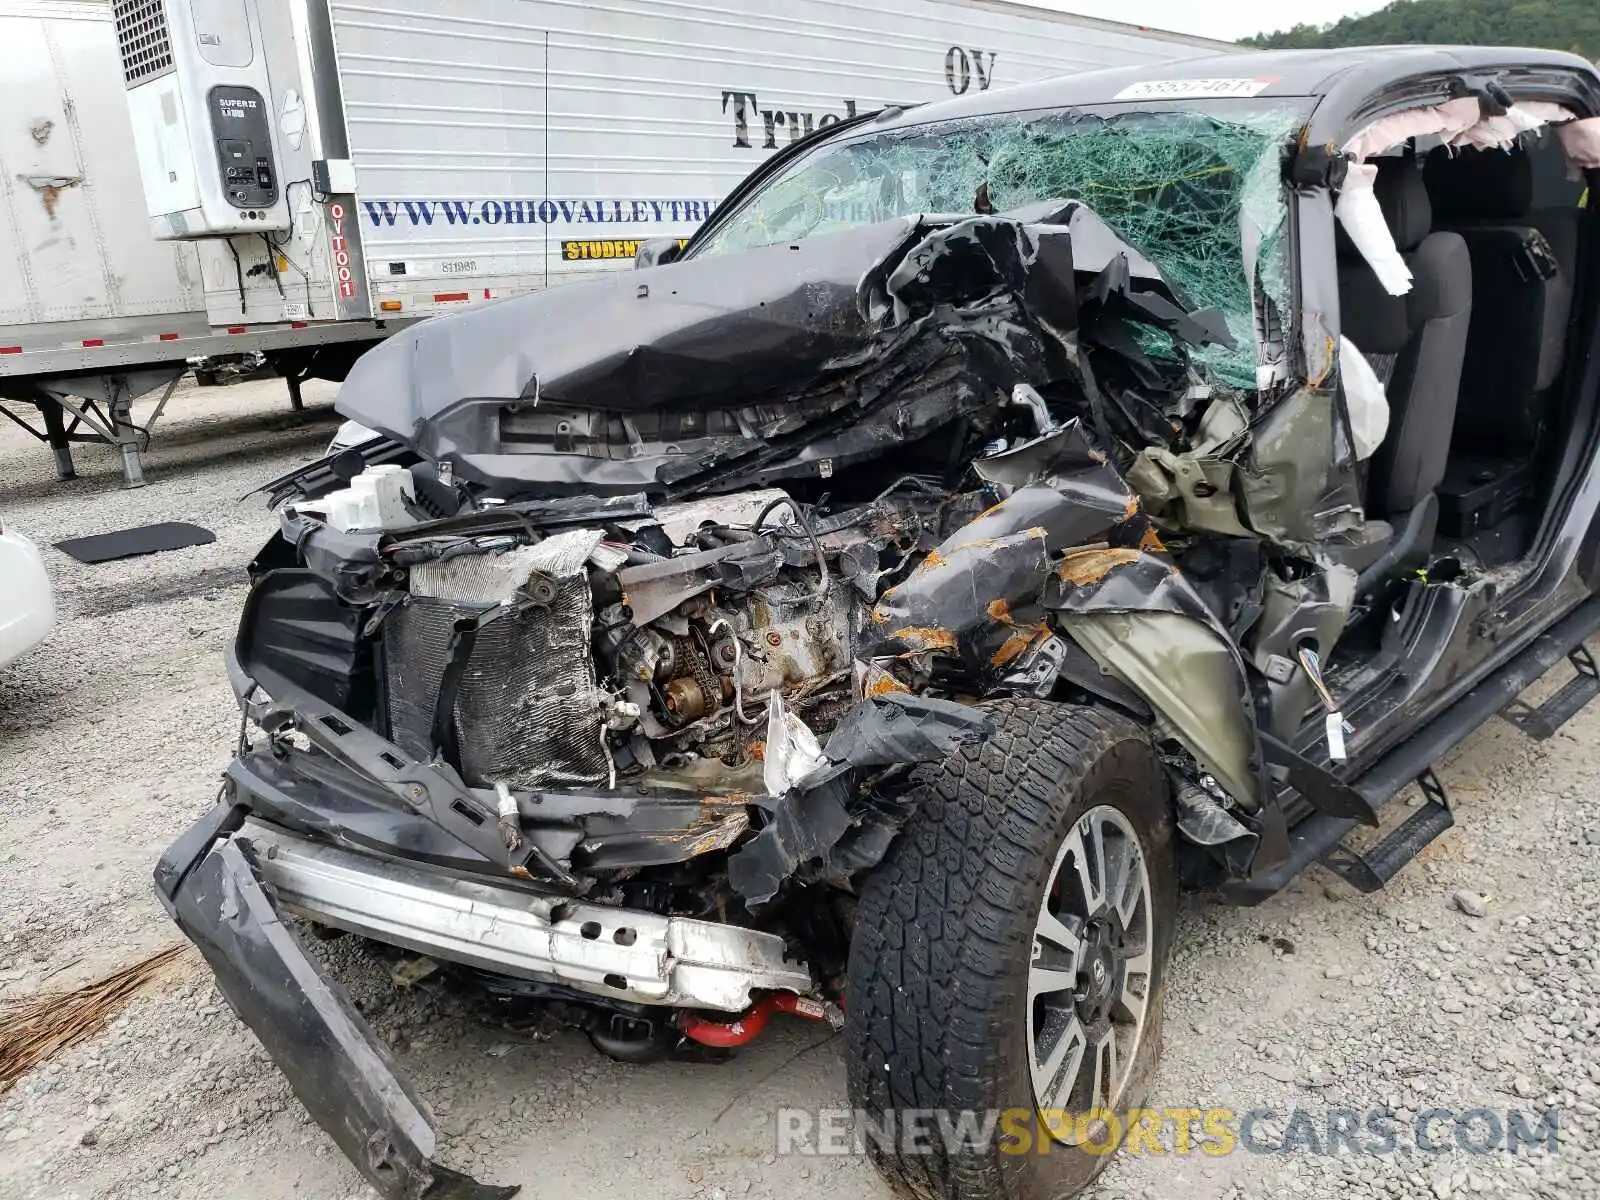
[336,202,1229,497]
[337,219,920,438]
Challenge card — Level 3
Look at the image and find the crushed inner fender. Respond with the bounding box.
[726,695,995,904]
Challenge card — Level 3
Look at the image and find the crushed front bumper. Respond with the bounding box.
[156,802,518,1199]
[155,802,812,1200]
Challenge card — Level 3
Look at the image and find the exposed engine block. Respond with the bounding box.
[377,487,919,793]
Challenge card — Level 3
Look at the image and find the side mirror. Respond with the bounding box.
[634,238,683,269]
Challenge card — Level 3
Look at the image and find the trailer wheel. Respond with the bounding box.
[846,699,1175,1200]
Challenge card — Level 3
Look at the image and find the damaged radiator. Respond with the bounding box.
[383,531,609,789]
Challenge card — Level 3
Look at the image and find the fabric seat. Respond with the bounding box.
[1338,157,1473,539]
[1423,145,1573,454]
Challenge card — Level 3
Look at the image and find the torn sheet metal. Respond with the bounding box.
[762,694,826,795]
[1169,537,1268,642]
[1125,396,1255,538]
[874,211,1075,331]
[1043,549,1263,811]
[1127,379,1364,551]
[727,695,994,903]
[970,419,1132,504]
[1234,383,1365,545]
[866,524,1043,663]
[726,776,854,906]
[818,693,994,769]
[868,420,1140,662]
[228,732,755,878]
[872,539,1063,669]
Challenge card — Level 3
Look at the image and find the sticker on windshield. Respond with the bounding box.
[1112,77,1277,101]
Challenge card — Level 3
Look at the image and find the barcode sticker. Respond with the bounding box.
[1112,77,1276,101]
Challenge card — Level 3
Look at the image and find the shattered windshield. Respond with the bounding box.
[693,101,1306,389]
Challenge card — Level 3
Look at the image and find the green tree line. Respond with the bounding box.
[1245,0,1600,60]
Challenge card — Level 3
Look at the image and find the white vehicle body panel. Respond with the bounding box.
[327,416,377,454]
[0,524,55,668]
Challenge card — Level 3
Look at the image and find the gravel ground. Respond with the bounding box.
[0,378,1595,1200]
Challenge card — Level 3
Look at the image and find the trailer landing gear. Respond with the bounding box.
[0,368,183,488]
[40,398,74,481]
[285,367,307,412]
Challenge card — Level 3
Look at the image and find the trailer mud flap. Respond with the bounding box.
[168,837,519,1200]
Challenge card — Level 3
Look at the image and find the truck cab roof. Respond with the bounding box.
[867,45,1600,131]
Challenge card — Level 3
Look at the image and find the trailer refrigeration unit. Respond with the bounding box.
[0,1,403,487]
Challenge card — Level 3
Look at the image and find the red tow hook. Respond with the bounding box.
[679,993,840,1048]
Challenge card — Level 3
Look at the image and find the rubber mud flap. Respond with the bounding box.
[169,838,519,1200]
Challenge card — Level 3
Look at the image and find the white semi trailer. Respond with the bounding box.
[0,0,398,485]
[5,0,1233,485]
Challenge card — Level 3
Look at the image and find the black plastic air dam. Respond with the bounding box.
[1225,593,1600,904]
[163,833,519,1200]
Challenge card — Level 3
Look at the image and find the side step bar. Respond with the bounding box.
[1500,645,1600,739]
[1226,595,1600,904]
[1320,769,1453,893]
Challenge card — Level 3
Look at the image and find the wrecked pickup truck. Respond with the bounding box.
[157,45,1600,1200]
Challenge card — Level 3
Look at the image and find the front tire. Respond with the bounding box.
[846,699,1176,1200]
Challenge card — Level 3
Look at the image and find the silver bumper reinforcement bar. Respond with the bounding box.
[246,824,814,1012]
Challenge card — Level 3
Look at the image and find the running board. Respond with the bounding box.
[1224,595,1600,905]
[1319,769,1454,893]
[1499,645,1599,739]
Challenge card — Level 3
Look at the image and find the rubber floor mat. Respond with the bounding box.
[54,522,215,564]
